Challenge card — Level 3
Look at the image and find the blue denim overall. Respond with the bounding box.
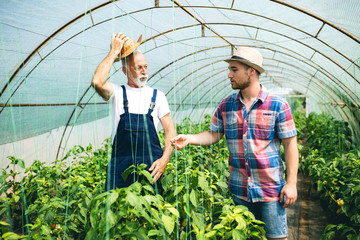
[105,85,163,190]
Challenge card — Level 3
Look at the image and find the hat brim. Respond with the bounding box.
[120,34,143,59]
[224,58,265,73]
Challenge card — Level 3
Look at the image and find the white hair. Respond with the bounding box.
[121,50,142,68]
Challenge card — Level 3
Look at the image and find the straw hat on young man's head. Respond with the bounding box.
[224,47,265,74]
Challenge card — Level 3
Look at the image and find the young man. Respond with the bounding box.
[171,47,299,240]
[91,32,175,191]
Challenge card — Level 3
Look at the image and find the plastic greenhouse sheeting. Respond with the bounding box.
[0,0,359,164]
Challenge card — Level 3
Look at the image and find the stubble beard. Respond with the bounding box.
[232,76,251,90]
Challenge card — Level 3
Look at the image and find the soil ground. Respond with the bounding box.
[287,173,331,240]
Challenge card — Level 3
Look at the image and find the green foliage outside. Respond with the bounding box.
[0,115,266,240]
[294,111,360,240]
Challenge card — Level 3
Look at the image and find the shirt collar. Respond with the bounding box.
[235,84,268,103]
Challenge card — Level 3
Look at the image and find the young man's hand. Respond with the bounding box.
[170,134,190,150]
[280,182,297,208]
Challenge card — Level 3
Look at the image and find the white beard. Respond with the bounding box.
[134,74,148,88]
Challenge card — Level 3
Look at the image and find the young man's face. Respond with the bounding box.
[227,61,251,90]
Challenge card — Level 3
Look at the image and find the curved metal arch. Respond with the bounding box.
[150,41,357,106]
[182,76,343,127]
[147,34,308,93]
[179,59,354,126]
[268,69,341,107]
[0,0,122,98]
[2,6,358,117]
[2,2,358,112]
[191,70,331,117]
[2,2,355,155]
[142,26,359,106]
[269,0,360,43]
[58,37,359,158]
[162,5,360,66]
[265,73,357,128]
[269,78,356,132]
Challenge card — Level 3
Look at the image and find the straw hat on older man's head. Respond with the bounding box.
[120,34,143,58]
[224,47,265,73]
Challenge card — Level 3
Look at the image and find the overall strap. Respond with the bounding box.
[148,89,157,115]
[121,85,129,113]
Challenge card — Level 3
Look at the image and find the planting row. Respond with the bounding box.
[294,112,360,240]
[0,116,265,240]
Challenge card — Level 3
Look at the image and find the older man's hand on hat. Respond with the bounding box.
[111,32,128,60]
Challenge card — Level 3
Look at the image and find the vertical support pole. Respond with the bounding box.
[306,97,309,117]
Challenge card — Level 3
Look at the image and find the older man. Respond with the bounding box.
[91,32,175,192]
[171,47,299,240]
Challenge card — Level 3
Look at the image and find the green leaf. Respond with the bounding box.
[148,230,160,237]
[160,174,173,191]
[107,191,119,205]
[141,170,153,184]
[126,231,149,240]
[232,229,246,240]
[127,191,142,209]
[13,195,20,203]
[25,204,38,215]
[0,221,10,226]
[235,215,246,230]
[352,184,360,195]
[2,232,21,239]
[67,222,80,233]
[167,207,180,218]
[141,211,154,226]
[205,230,217,238]
[80,207,87,218]
[122,165,134,181]
[198,175,209,191]
[190,189,197,207]
[191,211,206,230]
[85,229,98,240]
[106,210,116,229]
[17,159,25,169]
[162,214,175,235]
[216,181,228,189]
[41,225,51,236]
[90,210,98,229]
[143,185,155,194]
[174,185,184,196]
[317,180,323,191]
[213,223,224,230]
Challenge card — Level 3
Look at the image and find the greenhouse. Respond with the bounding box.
[1,0,359,239]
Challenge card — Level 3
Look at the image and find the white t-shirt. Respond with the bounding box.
[108,83,170,143]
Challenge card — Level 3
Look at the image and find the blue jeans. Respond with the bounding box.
[233,196,288,239]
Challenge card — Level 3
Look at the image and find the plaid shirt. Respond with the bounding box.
[209,87,297,202]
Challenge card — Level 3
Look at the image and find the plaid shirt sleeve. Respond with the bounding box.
[209,100,226,133]
[275,100,297,138]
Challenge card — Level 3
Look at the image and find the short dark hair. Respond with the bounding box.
[242,63,261,77]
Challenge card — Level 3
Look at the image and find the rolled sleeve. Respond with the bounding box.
[276,102,297,139]
[209,107,224,133]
